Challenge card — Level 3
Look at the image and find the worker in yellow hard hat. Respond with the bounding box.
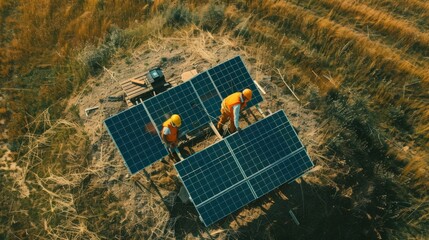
[161,114,182,149]
[217,88,252,133]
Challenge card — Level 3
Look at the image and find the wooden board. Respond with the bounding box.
[120,73,153,102]
[181,69,198,82]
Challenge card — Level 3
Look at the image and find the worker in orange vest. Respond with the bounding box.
[161,114,182,149]
[217,88,253,133]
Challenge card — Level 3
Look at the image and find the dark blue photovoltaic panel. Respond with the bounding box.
[208,56,263,109]
[249,149,313,198]
[104,104,168,174]
[144,81,210,136]
[176,141,244,206]
[228,111,303,177]
[106,55,266,174]
[175,110,314,226]
[196,182,255,226]
[189,72,222,119]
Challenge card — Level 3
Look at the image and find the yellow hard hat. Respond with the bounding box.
[242,88,253,101]
[171,114,182,127]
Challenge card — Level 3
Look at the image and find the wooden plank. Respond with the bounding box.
[121,73,146,83]
[121,81,143,91]
[123,84,142,93]
[131,79,147,86]
[127,88,151,99]
[132,74,147,80]
[120,74,151,99]
[123,85,142,95]
[120,74,147,88]
[128,74,147,83]
[120,83,133,92]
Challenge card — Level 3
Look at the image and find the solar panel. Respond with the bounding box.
[105,55,265,174]
[207,56,263,110]
[175,140,244,206]
[227,110,303,177]
[189,72,222,119]
[196,181,255,226]
[175,110,314,226]
[144,81,211,136]
[104,104,168,174]
[249,149,312,198]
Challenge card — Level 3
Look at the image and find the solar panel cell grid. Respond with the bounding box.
[189,72,222,119]
[249,148,313,198]
[104,104,168,173]
[196,181,255,226]
[144,81,210,135]
[180,141,245,206]
[228,118,303,177]
[208,56,263,109]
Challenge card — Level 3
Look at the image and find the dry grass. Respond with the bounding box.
[402,151,429,193]
[232,19,334,94]
[358,0,429,26]
[397,195,429,238]
[295,0,429,56]
[245,0,429,153]
[265,1,429,83]
[2,105,175,238]
[1,0,152,76]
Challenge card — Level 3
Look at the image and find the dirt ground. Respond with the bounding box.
[65,29,327,239]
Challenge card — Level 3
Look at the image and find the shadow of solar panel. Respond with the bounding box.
[104,104,168,174]
[175,110,313,226]
[208,56,263,109]
[189,72,222,119]
[144,81,210,136]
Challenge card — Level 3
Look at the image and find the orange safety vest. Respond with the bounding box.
[221,92,247,114]
[161,119,178,143]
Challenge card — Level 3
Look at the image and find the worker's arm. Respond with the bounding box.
[232,104,240,129]
[162,127,170,144]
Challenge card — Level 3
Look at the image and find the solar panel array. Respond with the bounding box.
[175,110,314,226]
[105,56,264,173]
[143,55,264,136]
